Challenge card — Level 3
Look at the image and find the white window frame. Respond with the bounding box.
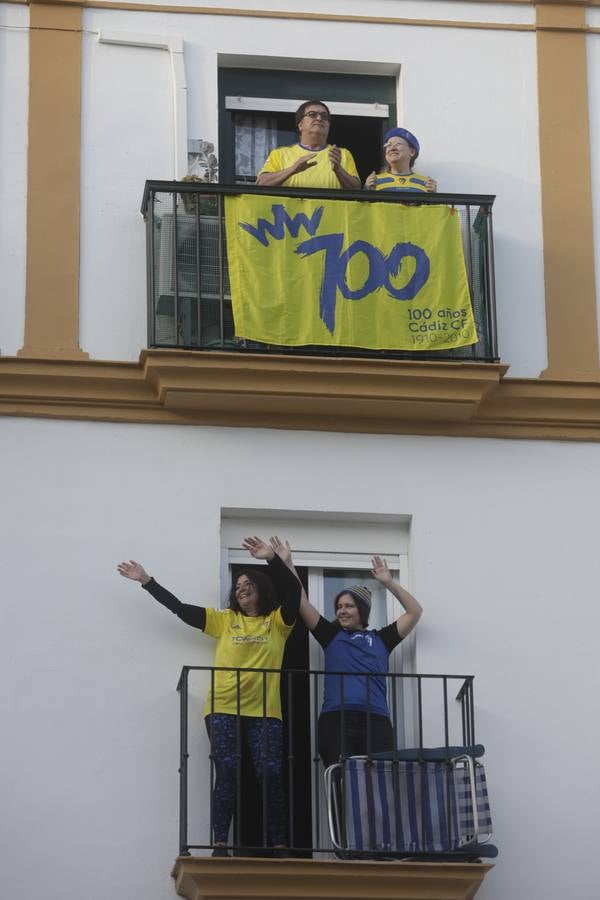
[225,96,390,118]
[225,548,413,673]
[224,546,417,844]
[221,510,417,853]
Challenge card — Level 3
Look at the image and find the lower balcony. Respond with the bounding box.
[172,666,496,900]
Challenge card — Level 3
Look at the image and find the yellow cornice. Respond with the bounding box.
[3,351,600,442]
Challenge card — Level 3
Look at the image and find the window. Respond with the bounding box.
[218,67,398,184]
[221,509,413,852]
[232,110,296,183]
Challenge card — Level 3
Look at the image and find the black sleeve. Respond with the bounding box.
[142,578,206,630]
[376,622,403,653]
[311,616,341,649]
[266,553,301,626]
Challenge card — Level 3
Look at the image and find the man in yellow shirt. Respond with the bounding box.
[257,99,361,190]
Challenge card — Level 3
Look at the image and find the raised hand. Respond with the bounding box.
[270,535,292,566]
[242,535,275,561]
[117,560,151,584]
[425,176,437,192]
[371,555,393,587]
[292,152,318,174]
[328,144,342,170]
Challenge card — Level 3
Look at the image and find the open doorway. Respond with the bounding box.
[218,66,397,185]
[228,108,383,185]
[229,562,312,857]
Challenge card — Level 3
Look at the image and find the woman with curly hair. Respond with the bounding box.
[118,535,300,855]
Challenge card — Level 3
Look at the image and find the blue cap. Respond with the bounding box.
[384,127,420,159]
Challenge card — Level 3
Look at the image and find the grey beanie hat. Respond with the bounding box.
[345,585,372,611]
[335,584,372,627]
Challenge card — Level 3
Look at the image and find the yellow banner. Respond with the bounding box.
[225,195,476,351]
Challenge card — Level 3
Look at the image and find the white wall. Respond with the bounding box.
[80,26,175,360]
[77,5,546,375]
[0,3,28,356]
[1,415,600,899]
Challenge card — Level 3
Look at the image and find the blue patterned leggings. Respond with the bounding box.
[205,714,286,846]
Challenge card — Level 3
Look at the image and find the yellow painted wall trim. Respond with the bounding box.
[35,0,83,6]
[81,3,535,34]
[28,25,85,31]
[7,0,600,33]
[19,2,88,361]
[536,3,599,379]
[5,351,600,441]
[8,0,595,5]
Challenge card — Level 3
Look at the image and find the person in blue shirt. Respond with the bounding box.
[365,127,437,194]
[270,538,423,767]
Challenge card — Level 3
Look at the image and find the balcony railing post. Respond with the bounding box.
[287,670,295,851]
[171,190,180,347]
[218,192,225,348]
[312,670,320,851]
[417,675,424,749]
[391,672,398,748]
[443,677,452,850]
[464,202,475,301]
[443,676,449,747]
[235,669,241,852]
[177,666,190,856]
[468,676,476,746]
[262,671,268,850]
[146,189,156,347]
[366,673,372,756]
[195,192,202,347]
[209,668,215,850]
[485,205,499,360]
[340,673,345,760]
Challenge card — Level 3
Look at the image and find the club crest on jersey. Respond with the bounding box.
[351,632,373,647]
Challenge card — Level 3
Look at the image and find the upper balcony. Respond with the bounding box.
[137,182,508,432]
[141,182,498,364]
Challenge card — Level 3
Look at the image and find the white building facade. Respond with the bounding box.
[1,2,600,899]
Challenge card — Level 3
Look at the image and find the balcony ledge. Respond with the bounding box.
[5,349,600,440]
[142,350,507,427]
[172,855,494,900]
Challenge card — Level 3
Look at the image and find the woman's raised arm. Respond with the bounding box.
[118,559,151,584]
[117,559,206,630]
[371,555,422,639]
[270,536,320,632]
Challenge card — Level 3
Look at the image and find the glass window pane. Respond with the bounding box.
[233,111,296,182]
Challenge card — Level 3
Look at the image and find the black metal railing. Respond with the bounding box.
[175,665,486,860]
[141,182,498,361]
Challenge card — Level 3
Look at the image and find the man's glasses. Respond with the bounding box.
[303,111,330,121]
